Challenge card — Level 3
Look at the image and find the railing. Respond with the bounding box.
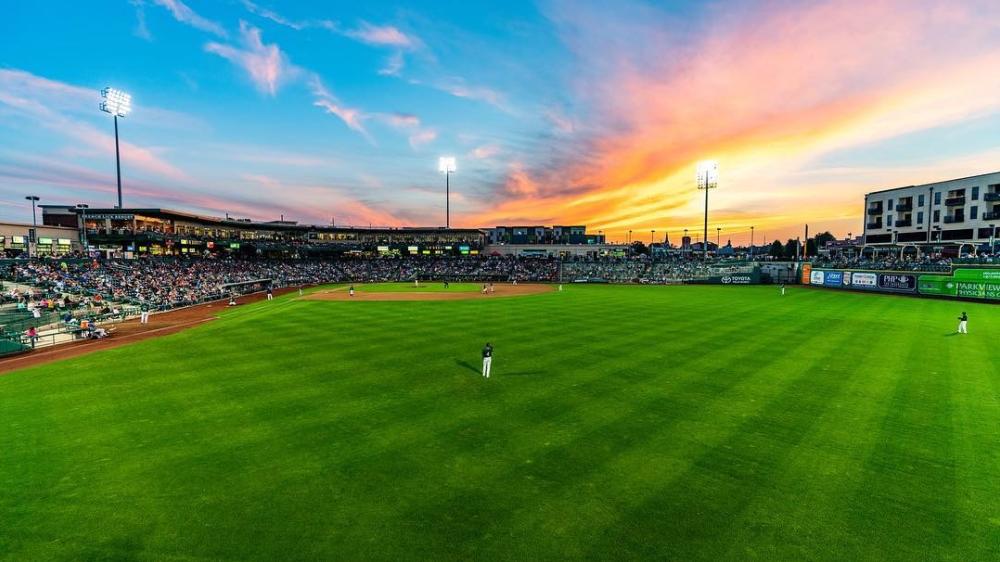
[866,222,883,229]
[945,196,966,206]
[895,220,912,227]
[943,216,964,224]
[984,193,1000,202]
[895,204,913,212]
[867,206,883,215]
[983,212,1000,221]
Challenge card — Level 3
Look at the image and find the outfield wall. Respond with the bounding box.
[804,266,1000,302]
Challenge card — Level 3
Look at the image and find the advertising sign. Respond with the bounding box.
[877,274,917,293]
[918,269,1000,301]
[851,272,878,288]
[822,271,844,287]
[801,263,812,284]
[810,270,825,285]
[720,274,754,284]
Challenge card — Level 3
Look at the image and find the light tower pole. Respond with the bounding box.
[696,160,719,261]
[438,157,456,228]
[100,87,132,209]
[750,226,755,259]
[25,195,39,258]
[77,204,90,251]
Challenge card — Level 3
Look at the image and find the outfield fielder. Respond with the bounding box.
[482,342,493,378]
[957,312,968,334]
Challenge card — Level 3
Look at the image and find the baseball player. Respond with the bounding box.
[266,287,273,301]
[140,302,150,324]
[482,342,493,378]
[780,283,786,296]
[957,312,968,334]
[349,285,355,297]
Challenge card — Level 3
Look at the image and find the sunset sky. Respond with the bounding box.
[1,0,998,245]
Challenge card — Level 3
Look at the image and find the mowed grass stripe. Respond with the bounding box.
[1,285,997,561]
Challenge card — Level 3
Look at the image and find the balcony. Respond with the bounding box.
[985,193,1000,202]
[894,220,912,227]
[866,222,883,230]
[943,216,964,224]
[895,203,912,212]
[945,196,966,206]
[983,212,1000,221]
[867,205,883,215]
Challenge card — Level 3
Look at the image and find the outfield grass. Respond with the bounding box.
[1,285,998,561]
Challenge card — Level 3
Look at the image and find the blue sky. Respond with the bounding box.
[2,0,999,242]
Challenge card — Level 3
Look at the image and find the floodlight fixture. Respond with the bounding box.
[100,87,131,117]
[438,156,456,174]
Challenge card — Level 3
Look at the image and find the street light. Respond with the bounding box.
[100,87,131,209]
[25,195,39,258]
[77,204,90,251]
[696,160,719,261]
[438,156,456,228]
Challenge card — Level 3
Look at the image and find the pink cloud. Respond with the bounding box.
[408,128,437,149]
[471,144,501,160]
[345,22,415,48]
[151,0,227,37]
[205,21,292,95]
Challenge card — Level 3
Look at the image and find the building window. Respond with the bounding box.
[972,186,979,200]
[933,210,940,222]
[918,194,925,206]
[971,205,978,220]
[888,199,894,210]
[917,211,924,224]
[887,215,893,227]
[934,192,941,205]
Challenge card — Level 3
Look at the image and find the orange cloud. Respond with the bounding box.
[470,0,1000,241]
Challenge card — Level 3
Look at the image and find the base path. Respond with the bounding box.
[0,289,297,375]
[305,283,555,301]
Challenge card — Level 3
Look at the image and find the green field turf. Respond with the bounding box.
[351,282,482,292]
[1,285,998,561]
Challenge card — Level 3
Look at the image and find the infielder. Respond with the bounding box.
[140,302,150,324]
[349,285,355,297]
[482,342,493,378]
[957,312,968,334]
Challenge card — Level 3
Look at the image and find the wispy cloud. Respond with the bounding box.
[239,0,311,31]
[309,76,371,140]
[378,51,406,77]
[130,0,153,41]
[150,0,227,38]
[205,21,294,95]
[408,128,437,149]
[471,144,501,160]
[344,22,417,49]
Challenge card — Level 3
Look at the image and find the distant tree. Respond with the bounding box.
[808,231,836,256]
[784,239,799,259]
[768,240,784,258]
[630,241,649,255]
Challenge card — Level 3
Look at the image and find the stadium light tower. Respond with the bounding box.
[100,87,131,209]
[696,160,719,261]
[77,203,89,250]
[25,195,39,258]
[438,156,456,228]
